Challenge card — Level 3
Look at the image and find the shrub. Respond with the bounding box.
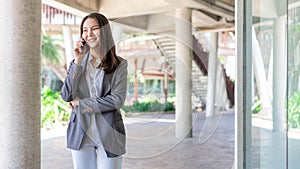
[41,86,70,129]
[288,92,300,128]
[122,100,175,113]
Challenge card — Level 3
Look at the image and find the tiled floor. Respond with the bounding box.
[42,111,235,169]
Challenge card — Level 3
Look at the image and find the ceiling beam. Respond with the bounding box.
[42,24,80,35]
[192,9,219,27]
[164,0,234,20]
[42,0,94,17]
[99,0,173,18]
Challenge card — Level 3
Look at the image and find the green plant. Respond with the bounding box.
[252,103,262,114]
[165,101,175,111]
[122,100,175,113]
[288,92,300,128]
[41,86,70,129]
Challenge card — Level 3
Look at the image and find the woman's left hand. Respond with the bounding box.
[71,96,80,106]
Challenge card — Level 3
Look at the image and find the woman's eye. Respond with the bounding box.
[83,29,87,32]
[93,27,99,31]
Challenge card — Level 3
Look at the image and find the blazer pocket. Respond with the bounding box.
[66,111,85,150]
[113,119,126,136]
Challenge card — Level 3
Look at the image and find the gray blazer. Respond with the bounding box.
[61,52,127,157]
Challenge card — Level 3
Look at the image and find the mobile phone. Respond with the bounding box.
[80,39,86,49]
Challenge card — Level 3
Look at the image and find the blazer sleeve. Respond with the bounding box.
[61,60,84,102]
[78,60,128,114]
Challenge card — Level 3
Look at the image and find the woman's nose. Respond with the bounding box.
[87,29,93,36]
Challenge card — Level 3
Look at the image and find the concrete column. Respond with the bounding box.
[215,62,228,110]
[63,26,74,68]
[163,61,168,103]
[267,51,273,99]
[175,8,192,138]
[235,0,252,168]
[272,16,287,132]
[134,58,138,102]
[111,23,124,54]
[0,0,41,169]
[252,27,272,115]
[206,33,218,117]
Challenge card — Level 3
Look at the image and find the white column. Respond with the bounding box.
[206,32,218,117]
[175,8,192,138]
[163,60,168,103]
[0,0,41,168]
[111,23,124,54]
[63,26,74,68]
[267,51,273,99]
[272,16,287,132]
[252,27,272,115]
[235,0,252,168]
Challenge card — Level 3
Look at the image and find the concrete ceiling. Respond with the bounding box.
[42,0,235,33]
[43,0,299,34]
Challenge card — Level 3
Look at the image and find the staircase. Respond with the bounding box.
[153,34,234,109]
[153,35,208,105]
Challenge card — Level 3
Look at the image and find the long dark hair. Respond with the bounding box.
[80,13,120,72]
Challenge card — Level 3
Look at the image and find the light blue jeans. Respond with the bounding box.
[71,145,122,169]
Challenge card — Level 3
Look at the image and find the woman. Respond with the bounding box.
[61,13,127,169]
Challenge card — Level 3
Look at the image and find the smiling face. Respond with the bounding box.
[79,13,117,66]
[81,18,100,49]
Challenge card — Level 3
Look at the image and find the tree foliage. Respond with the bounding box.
[41,34,61,65]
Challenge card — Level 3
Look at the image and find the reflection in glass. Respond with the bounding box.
[288,1,300,168]
[252,0,288,168]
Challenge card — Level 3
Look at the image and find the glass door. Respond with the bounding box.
[251,0,288,168]
[288,1,300,168]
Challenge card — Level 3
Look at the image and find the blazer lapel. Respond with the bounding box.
[95,69,105,97]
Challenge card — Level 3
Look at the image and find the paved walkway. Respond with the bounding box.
[42,111,235,169]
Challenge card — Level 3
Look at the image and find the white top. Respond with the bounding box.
[82,54,103,147]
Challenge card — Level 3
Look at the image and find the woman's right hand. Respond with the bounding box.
[74,38,86,65]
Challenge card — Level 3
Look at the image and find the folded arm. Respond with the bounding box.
[78,60,128,114]
[61,60,84,102]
